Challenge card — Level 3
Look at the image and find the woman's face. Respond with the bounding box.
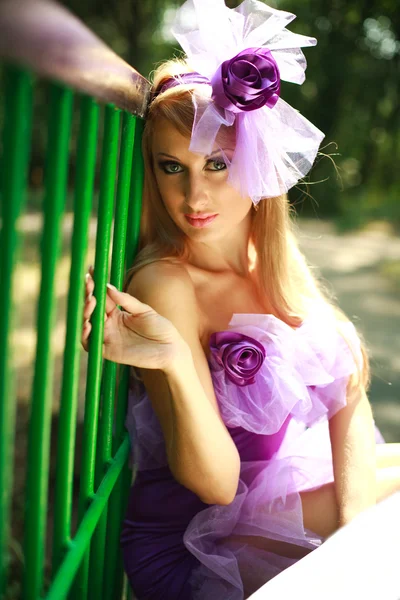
[151,117,253,241]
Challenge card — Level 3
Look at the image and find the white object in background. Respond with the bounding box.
[249,491,400,600]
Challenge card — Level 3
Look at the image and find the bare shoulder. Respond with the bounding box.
[128,258,192,288]
[128,259,196,305]
[127,259,201,339]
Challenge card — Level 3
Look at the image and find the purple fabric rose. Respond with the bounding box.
[209,331,266,386]
[211,47,281,113]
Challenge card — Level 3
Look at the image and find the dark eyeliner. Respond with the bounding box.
[157,157,227,174]
[157,160,182,174]
[208,157,227,170]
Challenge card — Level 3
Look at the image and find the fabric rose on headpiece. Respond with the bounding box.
[209,331,266,386]
[171,0,324,201]
[211,47,280,113]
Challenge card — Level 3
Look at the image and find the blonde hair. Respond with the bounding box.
[124,58,370,396]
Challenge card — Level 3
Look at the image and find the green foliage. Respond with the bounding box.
[62,0,182,76]
[275,0,400,225]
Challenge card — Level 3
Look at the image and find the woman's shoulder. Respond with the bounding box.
[126,257,205,340]
[127,257,195,297]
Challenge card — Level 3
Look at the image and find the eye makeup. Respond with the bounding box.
[157,157,228,174]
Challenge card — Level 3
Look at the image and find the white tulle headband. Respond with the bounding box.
[152,0,325,204]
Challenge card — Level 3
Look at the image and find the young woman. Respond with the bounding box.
[82,1,400,598]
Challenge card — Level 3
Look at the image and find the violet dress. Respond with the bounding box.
[120,311,385,599]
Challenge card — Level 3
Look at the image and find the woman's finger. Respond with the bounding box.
[83,295,96,320]
[84,270,116,315]
[106,284,152,316]
[105,286,117,314]
[81,320,92,351]
[85,272,95,297]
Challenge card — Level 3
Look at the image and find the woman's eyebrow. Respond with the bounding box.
[157,148,234,160]
[156,152,180,160]
[208,148,234,157]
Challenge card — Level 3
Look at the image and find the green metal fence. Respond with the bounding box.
[0,1,151,598]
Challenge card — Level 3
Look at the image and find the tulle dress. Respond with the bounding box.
[120,311,385,599]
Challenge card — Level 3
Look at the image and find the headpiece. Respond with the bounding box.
[152,0,325,205]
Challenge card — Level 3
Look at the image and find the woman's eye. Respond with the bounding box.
[158,159,227,174]
[208,159,227,171]
[162,162,182,174]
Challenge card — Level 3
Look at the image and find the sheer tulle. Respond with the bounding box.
[183,418,384,599]
[190,95,325,201]
[123,312,385,599]
[169,0,325,202]
[211,312,364,433]
[172,1,316,82]
[126,311,364,471]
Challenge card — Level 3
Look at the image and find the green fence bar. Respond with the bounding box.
[89,112,137,600]
[103,115,140,600]
[114,116,145,453]
[52,96,100,577]
[110,113,138,291]
[46,436,131,600]
[103,367,134,600]
[0,1,152,596]
[125,117,145,265]
[113,119,145,600]
[72,105,121,600]
[23,83,74,600]
[107,116,145,600]
[0,66,33,597]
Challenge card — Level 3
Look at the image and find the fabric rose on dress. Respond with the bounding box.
[211,47,281,113]
[209,331,266,386]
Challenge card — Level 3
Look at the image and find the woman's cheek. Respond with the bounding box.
[163,193,182,223]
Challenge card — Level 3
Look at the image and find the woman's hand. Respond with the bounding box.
[81,267,189,371]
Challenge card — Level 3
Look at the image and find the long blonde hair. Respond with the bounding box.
[125,58,370,395]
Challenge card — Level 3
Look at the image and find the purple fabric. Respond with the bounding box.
[157,72,211,97]
[121,311,386,599]
[209,331,266,386]
[154,48,280,114]
[167,0,325,202]
[207,312,365,434]
[211,48,280,112]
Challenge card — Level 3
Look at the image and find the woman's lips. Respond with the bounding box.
[184,214,218,228]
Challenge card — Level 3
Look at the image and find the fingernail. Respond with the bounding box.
[85,272,90,282]
[106,283,117,291]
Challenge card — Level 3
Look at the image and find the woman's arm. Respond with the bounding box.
[128,261,241,506]
[328,378,377,528]
[163,350,240,505]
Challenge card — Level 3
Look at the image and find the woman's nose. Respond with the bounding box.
[183,172,209,208]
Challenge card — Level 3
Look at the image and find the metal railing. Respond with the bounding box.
[0,1,151,598]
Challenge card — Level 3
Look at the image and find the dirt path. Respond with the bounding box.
[297,219,400,442]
